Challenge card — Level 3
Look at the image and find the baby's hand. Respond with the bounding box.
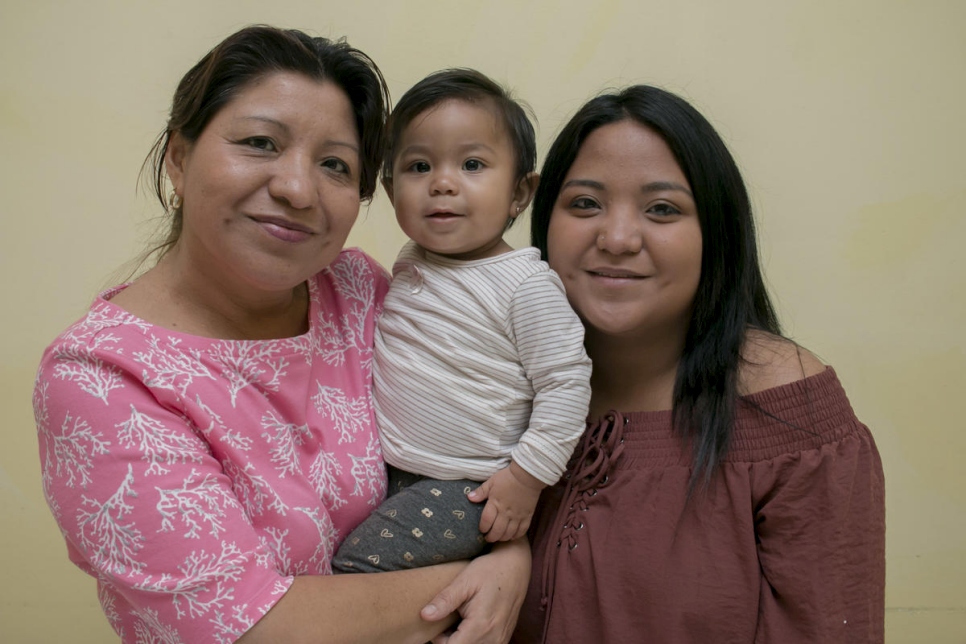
[468,461,545,542]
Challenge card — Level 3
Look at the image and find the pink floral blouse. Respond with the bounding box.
[34,249,390,643]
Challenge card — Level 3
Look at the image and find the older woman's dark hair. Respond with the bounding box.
[143,25,390,257]
[381,68,536,227]
[532,85,781,485]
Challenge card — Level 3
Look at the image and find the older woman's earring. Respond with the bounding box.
[168,191,183,211]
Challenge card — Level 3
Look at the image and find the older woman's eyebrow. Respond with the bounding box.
[238,115,359,152]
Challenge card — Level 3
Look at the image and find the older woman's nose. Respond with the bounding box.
[597,206,644,254]
[270,153,316,209]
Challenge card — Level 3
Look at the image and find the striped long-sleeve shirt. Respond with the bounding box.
[374,242,592,486]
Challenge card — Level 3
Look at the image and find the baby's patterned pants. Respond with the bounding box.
[332,466,489,573]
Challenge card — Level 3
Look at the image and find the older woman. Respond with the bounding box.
[510,86,885,643]
[34,25,527,644]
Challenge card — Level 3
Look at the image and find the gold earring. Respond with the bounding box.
[168,191,183,210]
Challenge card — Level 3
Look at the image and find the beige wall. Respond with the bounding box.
[2,1,963,641]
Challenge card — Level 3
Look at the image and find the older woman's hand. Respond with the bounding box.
[421,537,531,644]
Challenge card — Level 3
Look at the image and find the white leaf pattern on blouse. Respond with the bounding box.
[77,463,144,576]
[135,541,248,620]
[349,433,386,507]
[117,404,204,475]
[135,335,214,396]
[156,469,233,539]
[52,344,125,403]
[223,460,289,518]
[311,384,368,444]
[261,409,309,478]
[208,341,290,407]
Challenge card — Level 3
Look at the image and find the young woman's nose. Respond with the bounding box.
[597,205,644,255]
[269,152,316,209]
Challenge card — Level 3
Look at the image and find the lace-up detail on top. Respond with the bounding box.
[539,411,626,625]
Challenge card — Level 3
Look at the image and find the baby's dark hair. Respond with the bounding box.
[382,68,536,188]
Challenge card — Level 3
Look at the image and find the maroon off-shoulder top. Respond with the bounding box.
[514,368,885,643]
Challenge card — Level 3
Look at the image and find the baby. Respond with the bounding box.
[333,69,591,573]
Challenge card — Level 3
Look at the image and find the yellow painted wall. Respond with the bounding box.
[2,1,963,641]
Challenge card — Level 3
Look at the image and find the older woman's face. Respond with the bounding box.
[165,72,361,293]
[547,120,702,342]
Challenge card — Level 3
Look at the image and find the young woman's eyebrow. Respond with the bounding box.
[641,181,692,197]
[561,179,692,199]
[561,178,605,191]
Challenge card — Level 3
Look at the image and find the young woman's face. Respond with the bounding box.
[165,72,362,294]
[546,119,703,342]
[388,99,523,261]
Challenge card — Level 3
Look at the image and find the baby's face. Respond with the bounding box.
[388,99,521,261]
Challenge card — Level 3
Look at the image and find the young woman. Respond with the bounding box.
[512,85,886,643]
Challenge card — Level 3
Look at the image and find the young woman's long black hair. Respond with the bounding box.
[531,86,781,485]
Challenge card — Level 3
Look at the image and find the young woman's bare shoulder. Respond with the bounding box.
[739,329,826,395]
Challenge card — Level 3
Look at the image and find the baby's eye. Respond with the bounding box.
[242,137,276,152]
[409,161,431,173]
[648,203,681,217]
[322,158,350,174]
[463,159,484,171]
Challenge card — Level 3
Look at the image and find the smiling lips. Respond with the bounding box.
[588,267,647,279]
[251,215,315,243]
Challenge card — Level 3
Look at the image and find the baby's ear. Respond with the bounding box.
[510,172,540,217]
[381,176,394,205]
